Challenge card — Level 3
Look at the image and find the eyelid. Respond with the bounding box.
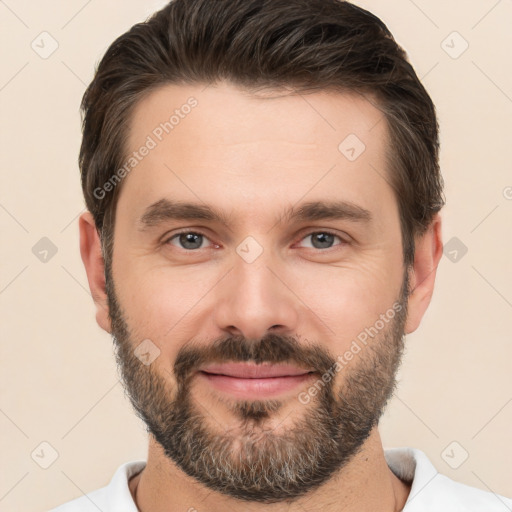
[162,228,218,249]
[162,228,350,251]
[293,229,349,249]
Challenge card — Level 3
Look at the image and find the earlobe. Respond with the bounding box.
[79,211,112,334]
[404,214,443,334]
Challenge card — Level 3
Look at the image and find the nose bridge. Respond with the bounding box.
[213,243,299,340]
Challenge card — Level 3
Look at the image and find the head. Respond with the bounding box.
[79,0,444,504]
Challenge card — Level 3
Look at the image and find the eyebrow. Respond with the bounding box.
[137,198,372,231]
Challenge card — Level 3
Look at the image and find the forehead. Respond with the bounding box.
[127,81,386,152]
[118,81,396,230]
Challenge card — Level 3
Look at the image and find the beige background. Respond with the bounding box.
[1,1,511,511]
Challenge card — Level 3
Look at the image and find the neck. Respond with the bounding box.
[129,428,411,512]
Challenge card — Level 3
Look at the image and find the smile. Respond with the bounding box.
[197,362,317,399]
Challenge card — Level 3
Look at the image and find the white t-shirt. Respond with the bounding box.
[49,447,512,511]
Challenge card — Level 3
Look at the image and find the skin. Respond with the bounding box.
[79,81,443,512]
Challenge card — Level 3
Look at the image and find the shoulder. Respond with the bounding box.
[385,447,512,511]
[425,472,512,511]
[48,460,146,512]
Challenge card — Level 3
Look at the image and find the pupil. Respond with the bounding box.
[313,233,334,249]
[181,233,202,249]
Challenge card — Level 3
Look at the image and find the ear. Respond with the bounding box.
[404,213,443,334]
[79,211,112,334]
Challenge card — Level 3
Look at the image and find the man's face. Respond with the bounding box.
[107,82,408,502]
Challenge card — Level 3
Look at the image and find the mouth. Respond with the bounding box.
[197,362,317,399]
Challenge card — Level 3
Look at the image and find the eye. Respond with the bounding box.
[165,231,214,250]
[296,231,345,250]
[163,230,347,252]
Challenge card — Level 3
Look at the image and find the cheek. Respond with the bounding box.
[113,261,218,350]
[112,225,404,361]
[289,258,402,353]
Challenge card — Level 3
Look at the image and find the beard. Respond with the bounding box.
[106,267,409,504]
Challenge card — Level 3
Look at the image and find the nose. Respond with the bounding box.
[212,250,300,342]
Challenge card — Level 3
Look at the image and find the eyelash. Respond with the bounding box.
[163,229,348,252]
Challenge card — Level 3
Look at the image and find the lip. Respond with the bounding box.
[199,362,313,378]
[197,362,316,399]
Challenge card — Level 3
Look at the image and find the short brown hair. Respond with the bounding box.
[79,0,444,272]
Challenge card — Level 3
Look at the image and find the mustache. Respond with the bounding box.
[173,332,336,385]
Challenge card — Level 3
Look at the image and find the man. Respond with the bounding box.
[51,0,512,510]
